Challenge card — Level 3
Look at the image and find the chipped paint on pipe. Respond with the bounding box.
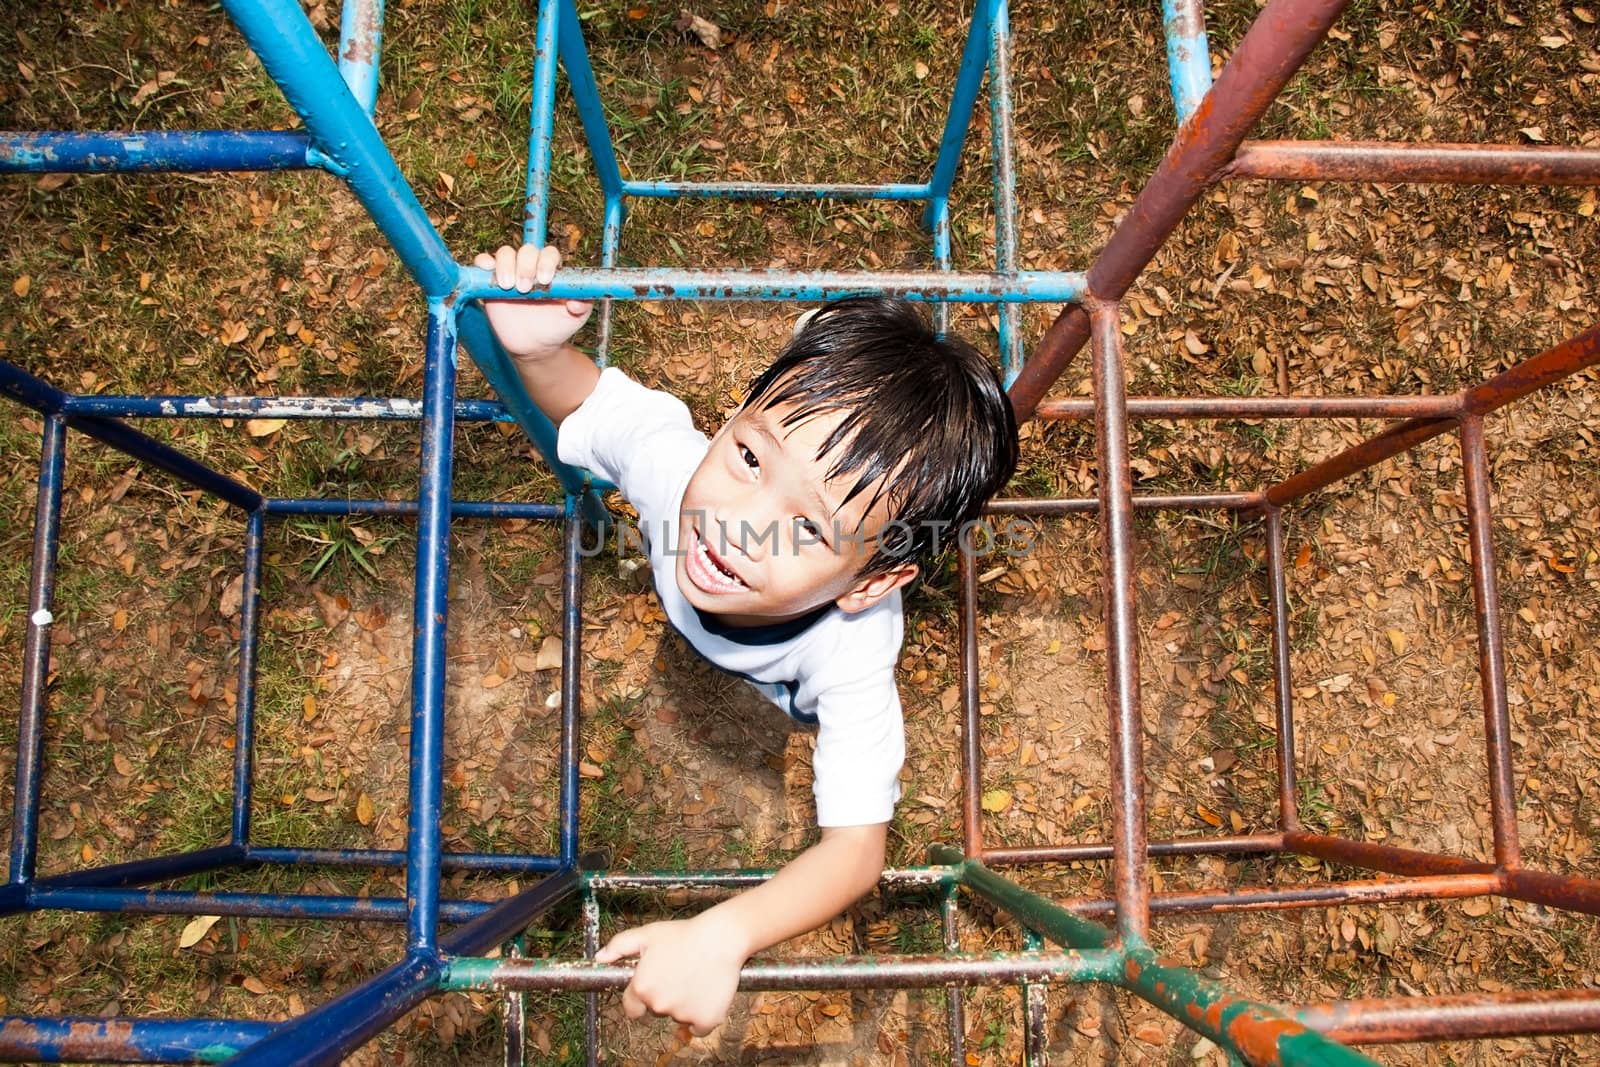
[1162,0,1214,122]
[456,265,1086,304]
[337,0,385,115]
[0,130,322,173]
[0,1017,272,1063]
[1299,989,1600,1044]
[1229,141,1600,185]
[443,950,1125,994]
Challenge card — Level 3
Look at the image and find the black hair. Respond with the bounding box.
[741,296,1019,574]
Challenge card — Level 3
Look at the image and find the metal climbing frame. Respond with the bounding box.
[1,0,1599,1062]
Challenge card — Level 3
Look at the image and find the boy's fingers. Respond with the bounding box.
[472,252,494,270]
[536,244,562,285]
[567,300,593,317]
[594,928,647,962]
[514,244,540,293]
[493,245,518,289]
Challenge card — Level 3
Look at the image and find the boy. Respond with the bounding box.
[476,243,1018,1035]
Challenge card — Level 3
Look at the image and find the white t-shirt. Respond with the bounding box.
[558,367,905,827]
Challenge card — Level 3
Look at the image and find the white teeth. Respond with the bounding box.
[693,530,745,591]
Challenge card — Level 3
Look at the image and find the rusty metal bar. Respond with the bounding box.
[1059,872,1504,919]
[1228,141,1600,186]
[1284,831,1497,877]
[1498,868,1600,916]
[1009,0,1352,419]
[1300,990,1600,1044]
[958,552,985,860]
[1089,301,1149,942]
[1264,506,1301,830]
[983,833,1284,866]
[1036,393,1461,421]
[983,491,1264,515]
[1459,416,1522,869]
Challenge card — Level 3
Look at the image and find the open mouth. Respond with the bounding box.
[686,526,748,594]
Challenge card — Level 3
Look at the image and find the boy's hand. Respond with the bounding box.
[595,914,749,1036]
[474,243,592,359]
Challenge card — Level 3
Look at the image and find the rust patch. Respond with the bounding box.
[1226,1010,1307,1067]
[1123,957,1142,982]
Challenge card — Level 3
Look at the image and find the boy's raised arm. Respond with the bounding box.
[476,243,599,425]
[594,822,887,1035]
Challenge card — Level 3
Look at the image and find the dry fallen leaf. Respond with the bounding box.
[355,792,375,826]
[677,10,722,49]
[245,418,286,437]
[178,914,222,949]
[11,275,30,298]
[981,789,1012,813]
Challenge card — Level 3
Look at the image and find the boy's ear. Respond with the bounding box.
[835,562,919,614]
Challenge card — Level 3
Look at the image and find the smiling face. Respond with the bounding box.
[674,400,917,627]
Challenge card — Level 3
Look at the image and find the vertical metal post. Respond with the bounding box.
[986,0,1023,383]
[523,0,562,246]
[337,0,386,115]
[503,939,526,1067]
[1263,505,1300,830]
[9,414,66,885]
[556,0,628,364]
[958,552,984,859]
[583,885,602,1067]
[1088,301,1149,942]
[940,885,967,1064]
[1459,416,1522,869]
[1019,930,1049,1067]
[559,507,583,867]
[231,509,267,847]
[404,299,459,953]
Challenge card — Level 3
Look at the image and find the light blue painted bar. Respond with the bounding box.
[457,265,1086,304]
[922,0,999,230]
[557,0,625,204]
[1162,0,1214,123]
[0,130,327,173]
[621,180,933,201]
[220,0,457,297]
[522,0,562,245]
[337,0,386,116]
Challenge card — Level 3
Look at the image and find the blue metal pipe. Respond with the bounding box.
[25,886,491,923]
[1162,0,1214,123]
[64,414,264,512]
[621,181,933,201]
[456,265,1086,304]
[220,0,458,297]
[232,511,265,846]
[596,195,625,366]
[0,1016,272,1064]
[8,415,66,885]
[0,130,324,173]
[242,845,566,873]
[438,865,582,957]
[929,199,953,335]
[28,846,245,891]
[223,950,442,1067]
[559,508,583,866]
[404,300,457,953]
[986,0,1023,384]
[557,0,625,205]
[522,0,562,245]
[455,302,607,518]
[922,0,999,230]
[0,357,69,415]
[60,394,510,422]
[337,0,386,116]
[262,497,572,519]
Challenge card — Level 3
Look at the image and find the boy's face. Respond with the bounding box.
[674,399,917,626]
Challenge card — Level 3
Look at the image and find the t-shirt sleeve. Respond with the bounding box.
[557,366,709,524]
[808,670,905,827]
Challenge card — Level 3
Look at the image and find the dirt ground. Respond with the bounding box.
[2,0,1600,1065]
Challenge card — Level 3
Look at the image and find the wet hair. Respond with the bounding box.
[741,296,1019,574]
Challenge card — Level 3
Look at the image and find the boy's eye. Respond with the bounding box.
[739,444,759,471]
[795,518,825,543]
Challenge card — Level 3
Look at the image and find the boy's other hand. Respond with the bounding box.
[474,243,592,359]
[594,914,749,1036]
